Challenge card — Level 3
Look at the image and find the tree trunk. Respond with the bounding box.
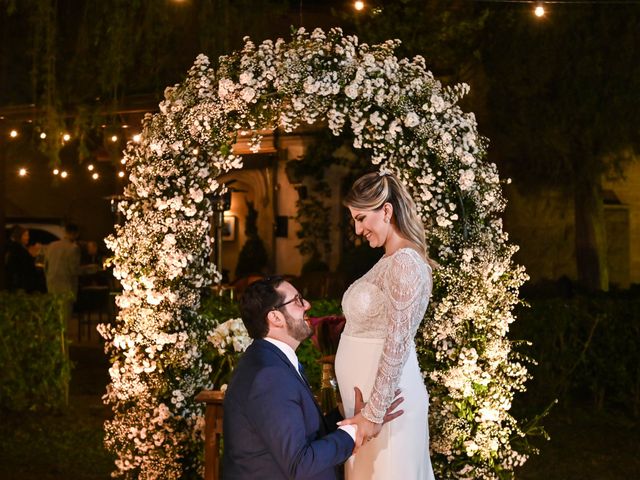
[574,178,609,291]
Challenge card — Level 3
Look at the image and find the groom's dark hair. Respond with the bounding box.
[240,276,285,339]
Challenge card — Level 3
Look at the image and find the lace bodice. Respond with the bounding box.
[341,247,432,423]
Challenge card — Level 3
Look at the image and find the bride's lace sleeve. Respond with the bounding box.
[361,250,430,423]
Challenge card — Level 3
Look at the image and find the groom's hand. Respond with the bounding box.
[353,387,405,424]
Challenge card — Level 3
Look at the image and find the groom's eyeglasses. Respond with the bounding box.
[273,293,306,310]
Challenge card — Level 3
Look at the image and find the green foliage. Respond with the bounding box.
[0,345,114,479]
[199,292,241,323]
[484,5,640,190]
[307,298,342,317]
[1,0,293,166]
[293,129,383,282]
[290,130,341,262]
[296,340,322,392]
[0,292,71,411]
[512,292,640,415]
[346,0,488,82]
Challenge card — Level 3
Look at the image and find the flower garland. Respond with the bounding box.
[101,27,530,479]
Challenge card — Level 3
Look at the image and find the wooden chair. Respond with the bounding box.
[196,390,225,480]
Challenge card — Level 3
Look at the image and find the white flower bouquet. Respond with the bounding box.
[206,318,252,389]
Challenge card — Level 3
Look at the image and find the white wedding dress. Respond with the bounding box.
[335,247,435,480]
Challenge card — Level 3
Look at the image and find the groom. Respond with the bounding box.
[222,276,403,480]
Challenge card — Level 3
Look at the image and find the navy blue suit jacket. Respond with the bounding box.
[222,339,354,480]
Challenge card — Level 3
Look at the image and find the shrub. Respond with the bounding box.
[0,292,71,411]
[512,293,640,415]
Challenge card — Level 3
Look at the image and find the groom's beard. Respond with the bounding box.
[284,310,313,343]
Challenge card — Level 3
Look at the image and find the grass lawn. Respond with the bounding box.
[0,345,113,480]
[518,403,640,479]
[0,345,638,479]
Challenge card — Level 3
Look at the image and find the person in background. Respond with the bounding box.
[4,225,39,293]
[44,223,82,323]
[81,240,108,267]
[79,240,108,284]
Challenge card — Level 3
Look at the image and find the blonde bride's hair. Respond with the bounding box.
[344,171,435,266]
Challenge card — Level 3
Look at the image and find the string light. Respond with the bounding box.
[92,172,100,180]
[60,171,68,178]
[87,164,95,171]
[120,157,126,164]
[53,168,60,175]
[40,132,47,139]
[133,134,141,143]
[118,171,126,178]
[62,133,71,141]
[354,1,365,11]
[18,167,28,176]
[10,129,18,138]
[111,135,118,142]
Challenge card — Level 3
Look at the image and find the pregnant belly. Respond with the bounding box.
[335,334,385,417]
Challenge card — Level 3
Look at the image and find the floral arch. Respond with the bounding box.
[101,28,529,479]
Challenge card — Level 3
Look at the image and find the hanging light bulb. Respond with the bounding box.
[60,171,68,178]
[87,164,95,171]
[120,157,126,165]
[10,129,18,138]
[118,171,126,178]
[534,3,546,18]
[62,133,71,142]
[354,1,364,11]
[40,132,47,139]
[53,168,60,175]
[92,172,100,180]
[111,135,118,142]
[18,167,28,176]
[133,134,141,143]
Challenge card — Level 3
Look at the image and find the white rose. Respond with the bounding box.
[146,291,163,305]
[344,83,358,99]
[404,111,420,128]
[458,169,475,191]
[218,78,234,98]
[478,407,500,423]
[240,87,256,103]
[189,187,204,203]
[464,440,479,457]
[239,72,253,85]
[430,93,446,113]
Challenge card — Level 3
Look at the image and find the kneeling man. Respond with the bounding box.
[222,276,402,480]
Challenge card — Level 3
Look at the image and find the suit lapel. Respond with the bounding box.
[255,340,328,432]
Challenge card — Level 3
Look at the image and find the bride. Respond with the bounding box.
[336,171,435,480]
